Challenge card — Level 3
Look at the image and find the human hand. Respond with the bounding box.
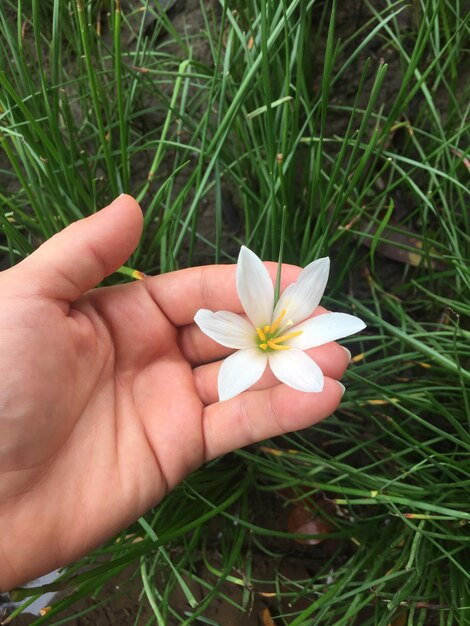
[0,195,349,591]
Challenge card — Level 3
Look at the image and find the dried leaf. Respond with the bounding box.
[39,606,52,616]
[389,611,407,626]
[451,147,470,172]
[261,607,276,626]
[287,505,332,545]
[357,218,445,270]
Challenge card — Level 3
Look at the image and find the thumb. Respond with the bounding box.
[15,194,143,302]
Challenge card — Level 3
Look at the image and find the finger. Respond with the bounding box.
[202,377,345,461]
[15,195,143,302]
[194,342,351,405]
[147,262,302,327]
[177,314,249,365]
[180,306,331,366]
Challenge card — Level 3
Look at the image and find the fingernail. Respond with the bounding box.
[118,192,126,198]
[341,346,352,363]
[336,381,346,397]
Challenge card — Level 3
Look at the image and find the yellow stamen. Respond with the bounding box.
[268,330,303,345]
[263,325,271,333]
[259,342,268,350]
[256,327,267,341]
[269,309,287,335]
[267,340,290,351]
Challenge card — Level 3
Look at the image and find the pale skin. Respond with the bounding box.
[0,195,349,592]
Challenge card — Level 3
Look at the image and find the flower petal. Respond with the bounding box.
[218,348,268,401]
[194,309,256,349]
[268,349,324,392]
[237,246,274,328]
[287,313,366,350]
[272,257,330,326]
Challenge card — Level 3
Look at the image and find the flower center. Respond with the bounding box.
[256,309,302,351]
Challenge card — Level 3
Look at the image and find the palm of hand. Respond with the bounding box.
[0,280,206,583]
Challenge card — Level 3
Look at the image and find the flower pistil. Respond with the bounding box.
[256,308,303,352]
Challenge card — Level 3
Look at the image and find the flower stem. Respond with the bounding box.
[274,204,287,304]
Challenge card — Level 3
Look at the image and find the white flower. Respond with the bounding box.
[194,246,366,401]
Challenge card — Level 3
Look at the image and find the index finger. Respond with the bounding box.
[145,261,302,327]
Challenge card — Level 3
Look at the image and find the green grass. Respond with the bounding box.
[1,0,469,624]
